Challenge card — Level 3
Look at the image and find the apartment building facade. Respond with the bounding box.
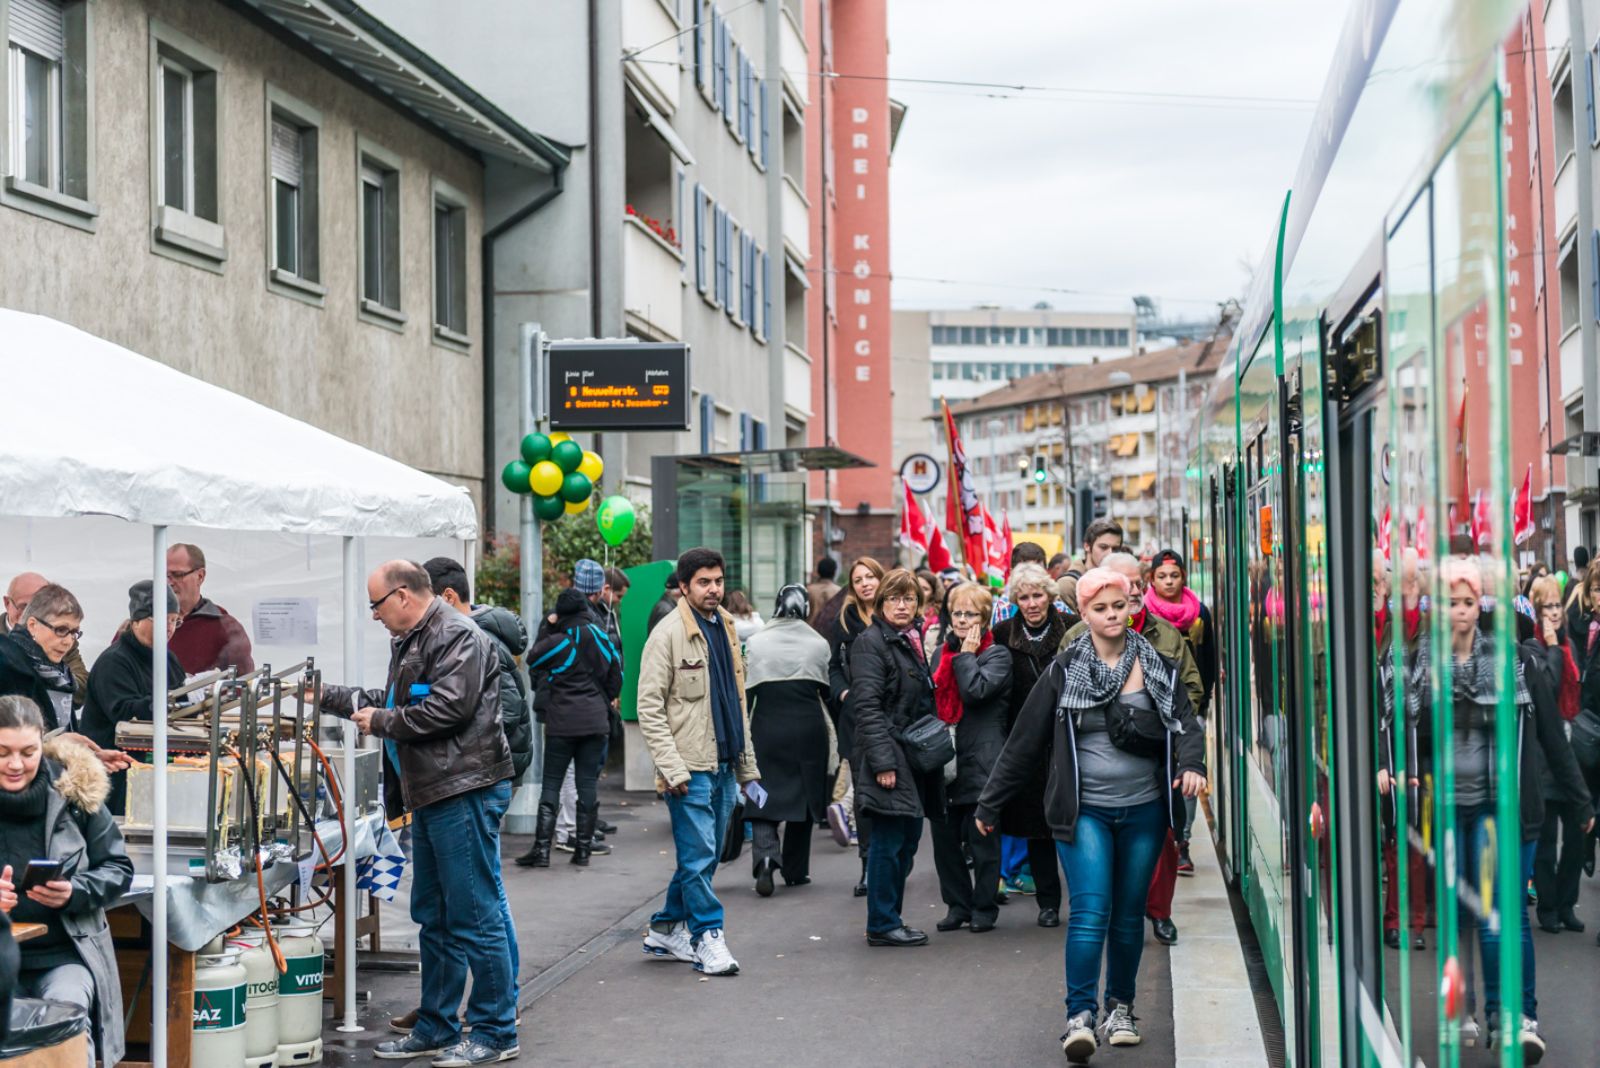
[918,306,1139,404]
[1,0,564,507]
[939,336,1222,554]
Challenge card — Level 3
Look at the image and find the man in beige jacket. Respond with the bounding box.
[636,547,760,977]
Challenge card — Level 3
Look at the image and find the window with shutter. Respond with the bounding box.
[694,183,708,293]
[759,80,769,168]
[9,0,64,59]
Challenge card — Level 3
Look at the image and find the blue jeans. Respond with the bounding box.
[1000,834,1029,880]
[866,814,923,934]
[1457,804,1537,1020]
[652,764,740,938]
[411,779,517,1048]
[484,783,519,991]
[1055,799,1168,1017]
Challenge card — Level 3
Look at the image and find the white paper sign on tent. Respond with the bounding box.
[253,598,319,645]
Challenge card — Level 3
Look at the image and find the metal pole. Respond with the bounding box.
[508,323,545,834]
[1177,367,1187,551]
[338,536,363,1034]
[150,526,169,1067]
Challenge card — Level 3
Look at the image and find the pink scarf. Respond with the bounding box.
[1145,586,1201,632]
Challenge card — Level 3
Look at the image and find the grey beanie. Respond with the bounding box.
[129,580,179,622]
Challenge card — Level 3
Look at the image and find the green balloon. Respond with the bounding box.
[500,460,532,494]
[551,439,584,474]
[1558,569,1570,592]
[533,493,566,521]
[596,495,636,546]
[560,471,593,504]
[520,432,552,465]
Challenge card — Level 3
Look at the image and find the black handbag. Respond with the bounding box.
[1102,702,1169,759]
[720,797,746,864]
[1570,708,1600,770]
[900,713,956,774]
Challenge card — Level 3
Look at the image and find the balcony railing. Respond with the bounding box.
[782,176,810,262]
[624,215,684,340]
[623,0,681,114]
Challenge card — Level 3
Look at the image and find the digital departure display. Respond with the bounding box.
[546,342,691,431]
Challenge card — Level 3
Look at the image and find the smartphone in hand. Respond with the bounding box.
[20,860,62,891]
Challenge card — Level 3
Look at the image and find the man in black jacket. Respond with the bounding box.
[323,561,517,1066]
[80,582,186,815]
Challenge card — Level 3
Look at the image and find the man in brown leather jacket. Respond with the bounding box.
[321,560,517,1066]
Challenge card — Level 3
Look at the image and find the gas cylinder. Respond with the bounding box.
[230,929,280,1068]
[193,949,248,1068]
[275,923,324,1064]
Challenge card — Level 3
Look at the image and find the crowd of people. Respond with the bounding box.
[613,521,1217,1062]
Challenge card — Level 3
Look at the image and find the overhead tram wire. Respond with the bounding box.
[798,262,1228,308]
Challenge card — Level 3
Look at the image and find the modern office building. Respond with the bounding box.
[913,306,1140,404]
[0,0,564,508]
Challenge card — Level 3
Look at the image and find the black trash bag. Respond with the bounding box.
[0,997,89,1057]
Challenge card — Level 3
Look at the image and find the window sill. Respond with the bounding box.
[433,323,472,351]
[154,206,227,270]
[2,177,98,231]
[360,298,408,332]
[268,268,327,307]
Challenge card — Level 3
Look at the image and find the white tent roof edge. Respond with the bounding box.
[0,310,478,541]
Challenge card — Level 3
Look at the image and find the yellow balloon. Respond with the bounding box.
[548,432,573,446]
[529,460,564,497]
[564,497,590,515]
[577,450,604,482]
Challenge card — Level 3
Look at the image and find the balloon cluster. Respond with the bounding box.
[499,434,639,545]
[501,432,603,521]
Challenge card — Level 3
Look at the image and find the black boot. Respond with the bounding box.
[516,802,557,868]
[853,857,868,898]
[572,808,597,866]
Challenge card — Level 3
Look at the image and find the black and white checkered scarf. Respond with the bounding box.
[1056,627,1183,734]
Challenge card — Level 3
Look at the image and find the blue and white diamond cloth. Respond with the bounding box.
[355,821,406,901]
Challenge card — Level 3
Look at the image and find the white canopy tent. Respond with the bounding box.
[0,309,479,1058]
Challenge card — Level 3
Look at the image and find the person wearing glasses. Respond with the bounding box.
[928,582,1012,933]
[322,561,518,1066]
[80,582,187,815]
[0,584,90,735]
[849,568,943,947]
[165,543,254,675]
[3,574,88,710]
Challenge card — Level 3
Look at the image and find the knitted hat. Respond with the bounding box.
[573,559,606,595]
[129,580,179,622]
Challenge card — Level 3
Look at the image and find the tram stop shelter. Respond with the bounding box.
[0,309,479,1063]
[648,446,874,613]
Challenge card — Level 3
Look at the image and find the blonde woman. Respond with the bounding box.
[827,557,885,896]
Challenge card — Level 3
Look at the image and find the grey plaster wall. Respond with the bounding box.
[0,0,487,501]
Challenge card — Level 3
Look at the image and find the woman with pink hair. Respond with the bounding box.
[976,567,1206,1060]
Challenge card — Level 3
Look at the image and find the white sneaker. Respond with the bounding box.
[1096,1002,1140,1047]
[1521,1018,1546,1064]
[1460,1017,1480,1047]
[1060,1010,1097,1061]
[642,922,694,963]
[692,928,740,976]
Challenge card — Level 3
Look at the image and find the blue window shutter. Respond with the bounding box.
[694,184,706,293]
[712,13,724,112]
[1589,49,1598,146]
[693,4,705,92]
[760,80,770,168]
[1593,229,1599,324]
[700,394,715,453]
[753,418,767,450]
[762,251,772,339]
[740,412,753,450]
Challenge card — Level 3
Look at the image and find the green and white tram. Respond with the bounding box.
[1193,1,1592,1065]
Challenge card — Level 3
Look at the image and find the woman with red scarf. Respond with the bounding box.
[1144,550,1216,875]
[927,582,1012,933]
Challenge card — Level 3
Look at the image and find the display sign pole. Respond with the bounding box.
[508,323,546,834]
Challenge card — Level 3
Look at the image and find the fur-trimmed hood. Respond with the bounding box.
[43,735,111,814]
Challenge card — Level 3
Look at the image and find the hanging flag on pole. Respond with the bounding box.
[980,504,1007,583]
[1513,463,1535,546]
[923,504,955,573]
[1001,510,1015,580]
[941,398,987,575]
[1469,489,1491,550]
[899,481,930,549]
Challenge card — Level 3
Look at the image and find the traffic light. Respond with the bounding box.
[1032,454,1048,484]
[1017,455,1030,479]
[1091,487,1110,519]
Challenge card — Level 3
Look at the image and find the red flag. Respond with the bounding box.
[1001,511,1015,576]
[1513,463,1535,546]
[1377,505,1391,555]
[980,504,1007,582]
[1469,489,1491,550]
[941,399,987,573]
[1414,510,1430,559]
[923,509,955,572]
[899,481,930,549]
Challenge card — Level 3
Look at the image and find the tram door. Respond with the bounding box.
[1214,463,1242,883]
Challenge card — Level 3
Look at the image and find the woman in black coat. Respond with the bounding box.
[927,582,1011,933]
[744,586,834,895]
[850,568,943,947]
[516,588,622,868]
[827,556,884,895]
[990,563,1073,926]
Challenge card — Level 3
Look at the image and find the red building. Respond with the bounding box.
[802,0,903,565]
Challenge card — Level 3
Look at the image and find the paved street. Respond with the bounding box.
[322,780,1275,1067]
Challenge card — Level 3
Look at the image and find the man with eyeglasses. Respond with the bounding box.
[165,544,254,676]
[3,573,87,709]
[321,561,518,1067]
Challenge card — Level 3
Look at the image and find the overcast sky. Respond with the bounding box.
[885,1,1350,322]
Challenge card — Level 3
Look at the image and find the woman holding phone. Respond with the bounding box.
[0,695,133,1068]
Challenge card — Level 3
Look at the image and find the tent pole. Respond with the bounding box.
[150,526,169,1067]
[508,323,544,834]
[338,536,363,1033]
